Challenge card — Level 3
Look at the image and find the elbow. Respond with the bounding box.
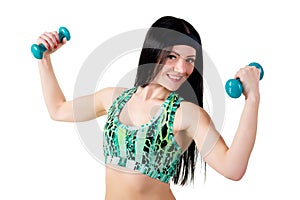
[224,166,247,181]
[49,111,61,121]
[49,113,70,122]
[48,107,68,122]
[226,172,245,181]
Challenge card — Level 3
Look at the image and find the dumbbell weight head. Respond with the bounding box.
[31,43,48,59]
[225,78,243,98]
[58,27,71,42]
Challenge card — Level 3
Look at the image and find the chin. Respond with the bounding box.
[163,83,182,92]
[155,78,185,91]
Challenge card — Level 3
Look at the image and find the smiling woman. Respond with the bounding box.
[152,45,196,91]
[35,15,261,200]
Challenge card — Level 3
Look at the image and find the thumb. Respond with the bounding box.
[61,37,67,44]
[56,37,67,49]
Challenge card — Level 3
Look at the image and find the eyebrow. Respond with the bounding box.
[169,50,196,58]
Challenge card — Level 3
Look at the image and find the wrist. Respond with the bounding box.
[38,55,54,71]
[245,93,260,103]
[38,54,52,65]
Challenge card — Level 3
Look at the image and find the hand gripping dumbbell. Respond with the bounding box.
[31,27,71,59]
[225,62,264,98]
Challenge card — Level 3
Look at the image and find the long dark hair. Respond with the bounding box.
[134,16,205,185]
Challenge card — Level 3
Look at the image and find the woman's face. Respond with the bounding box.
[152,45,196,91]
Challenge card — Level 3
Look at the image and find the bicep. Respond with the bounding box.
[189,107,229,173]
[190,109,224,157]
[55,93,101,122]
[187,106,249,180]
[56,87,125,122]
[74,87,126,121]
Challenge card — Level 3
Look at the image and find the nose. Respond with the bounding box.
[173,58,187,74]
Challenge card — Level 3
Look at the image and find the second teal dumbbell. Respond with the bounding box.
[31,27,71,59]
[225,62,264,98]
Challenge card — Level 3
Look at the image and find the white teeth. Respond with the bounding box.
[168,74,181,80]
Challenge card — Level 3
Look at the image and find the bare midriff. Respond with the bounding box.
[105,165,176,200]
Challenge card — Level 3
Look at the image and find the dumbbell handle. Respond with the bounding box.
[225,62,264,98]
[31,27,71,59]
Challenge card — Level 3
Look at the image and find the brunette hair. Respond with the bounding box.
[134,16,205,185]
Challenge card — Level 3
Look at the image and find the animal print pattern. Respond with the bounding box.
[103,87,184,183]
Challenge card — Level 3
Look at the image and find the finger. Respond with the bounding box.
[36,34,51,50]
[61,37,67,44]
[44,32,58,48]
[51,31,61,50]
[247,66,260,79]
[253,67,261,80]
[234,68,243,79]
[234,72,239,79]
[57,37,67,48]
[37,32,56,50]
[52,31,60,44]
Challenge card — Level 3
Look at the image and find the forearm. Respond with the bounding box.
[38,55,66,119]
[226,97,260,178]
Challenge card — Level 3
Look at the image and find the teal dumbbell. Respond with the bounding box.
[31,27,71,59]
[225,62,264,98]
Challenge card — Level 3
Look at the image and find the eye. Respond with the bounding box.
[167,55,177,60]
[186,58,195,64]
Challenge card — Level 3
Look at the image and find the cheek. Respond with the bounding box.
[187,66,195,75]
[153,66,168,80]
[160,65,172,74]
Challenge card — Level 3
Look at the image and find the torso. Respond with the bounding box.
[115,86,192,150]
[105,166,176,200]
[102,86,194,200]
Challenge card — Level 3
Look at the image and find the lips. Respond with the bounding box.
[167,74,183,82]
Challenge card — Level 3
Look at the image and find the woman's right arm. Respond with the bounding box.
[37,31,123,122]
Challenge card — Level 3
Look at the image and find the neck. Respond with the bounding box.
[135,84,171,101]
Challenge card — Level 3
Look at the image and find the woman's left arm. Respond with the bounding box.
[188,66,260,180]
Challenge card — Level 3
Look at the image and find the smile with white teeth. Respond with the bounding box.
[168,74,182,80]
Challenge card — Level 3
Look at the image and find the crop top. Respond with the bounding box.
[103,87,184,183]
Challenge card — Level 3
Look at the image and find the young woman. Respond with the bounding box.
[36,16,261,200]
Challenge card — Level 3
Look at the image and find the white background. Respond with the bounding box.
[1,0,299,199]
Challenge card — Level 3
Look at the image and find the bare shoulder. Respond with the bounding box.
[95,87,128,111]
[176,101,212,137]
[179,101,211,121]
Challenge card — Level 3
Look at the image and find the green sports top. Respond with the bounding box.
[103,87,184,183]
